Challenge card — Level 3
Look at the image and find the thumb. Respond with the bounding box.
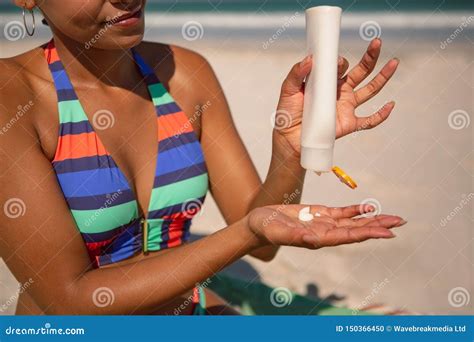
[280,55,313,96]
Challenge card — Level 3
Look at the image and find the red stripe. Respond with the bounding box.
[44,40,59,64]
[53,132,109,162]
[158,111,195,141]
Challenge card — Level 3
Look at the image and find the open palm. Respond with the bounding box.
[274,38,399,156]
[249,204,406,249]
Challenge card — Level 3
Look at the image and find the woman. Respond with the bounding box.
[0,0,404,315]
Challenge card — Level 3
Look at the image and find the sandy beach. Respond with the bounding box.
[0,10,472,315]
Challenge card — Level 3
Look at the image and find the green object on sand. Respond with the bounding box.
[208,273,378,316]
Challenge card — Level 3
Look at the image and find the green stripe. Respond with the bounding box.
[148,173,208,212]
[146,219,165,250]
[58,100,88,124]
[149,83,174,106]
[71,201,138,234]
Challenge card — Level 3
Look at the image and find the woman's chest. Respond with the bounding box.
[33,80,208,223]
[34,83,203,162]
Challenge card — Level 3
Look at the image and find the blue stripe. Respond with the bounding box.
[82,219,140,243]
[48,61,63,72]
[132,50,155,75]
[156,142,205,176]
[159,220,171,249]
[159,132,198,153]
[59,120,94,136]
[53,155,118,174]
[96,221,142,266]
[182,220,192,241]
[144,73,160,85]
[56,167,131,197]
[153,162,207,188]
[156,102,181,116]
[57,89,78,101]
[106,226,142,264]
[51,69,74,90]
[66,189,135,210]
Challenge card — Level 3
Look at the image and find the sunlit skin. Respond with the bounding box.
[0,0,404,315]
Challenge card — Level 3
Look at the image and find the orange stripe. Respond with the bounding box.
[157,111,194,141]
[53,132,108,162]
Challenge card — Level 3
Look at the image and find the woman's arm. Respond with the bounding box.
[0,105,262,314]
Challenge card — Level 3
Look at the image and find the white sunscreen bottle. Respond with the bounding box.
[301,6,342,172]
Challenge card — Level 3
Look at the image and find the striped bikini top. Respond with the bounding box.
[44,39,209,267]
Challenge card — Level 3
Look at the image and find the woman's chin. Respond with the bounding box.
[88,34,145,50]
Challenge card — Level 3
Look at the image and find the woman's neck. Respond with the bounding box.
[50,33,139,90]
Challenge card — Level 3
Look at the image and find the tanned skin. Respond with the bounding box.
[0,0,404,315]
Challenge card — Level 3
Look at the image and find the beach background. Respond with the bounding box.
[0,0,472,315]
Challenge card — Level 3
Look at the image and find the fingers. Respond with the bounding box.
[338,226,395,244]
[321,204,375,219]
[354,58,400,105]
[338,56,349,79]
[345,38,382,88]
[356,101,395,131]
[336,215,406,229]
[302,226,394,248]
[281,55,348,97]
[280,55,313,96]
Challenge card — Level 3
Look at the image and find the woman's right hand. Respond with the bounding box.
[247,204,406,250]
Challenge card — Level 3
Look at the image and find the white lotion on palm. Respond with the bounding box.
[298,207,314,222]
[301,6,342,172]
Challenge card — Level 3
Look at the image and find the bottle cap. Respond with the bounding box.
[331,166,357,189]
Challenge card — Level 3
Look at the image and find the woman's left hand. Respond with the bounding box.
[273,38,399,160]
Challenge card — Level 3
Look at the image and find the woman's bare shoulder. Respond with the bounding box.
[0,46,49,103]
[0,47,50,144]
[134,41,218,105]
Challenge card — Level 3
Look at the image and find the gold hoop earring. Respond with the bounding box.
[22,7,35,36]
